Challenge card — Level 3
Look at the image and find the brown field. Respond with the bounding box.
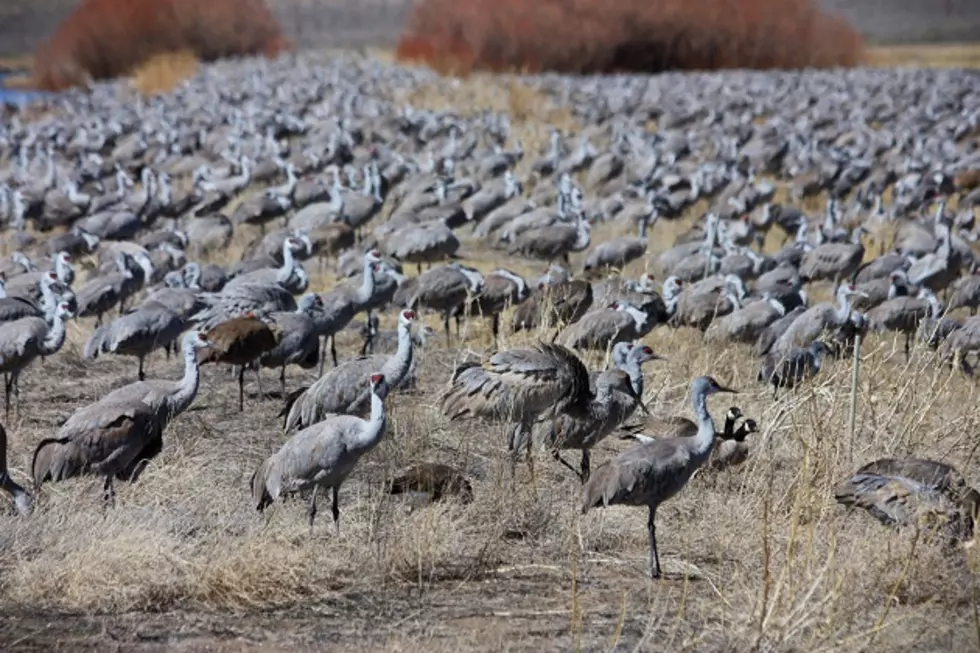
[1,114,980,650]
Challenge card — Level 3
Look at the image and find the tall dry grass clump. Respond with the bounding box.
[396,0,864,75]
[32,0,288,91]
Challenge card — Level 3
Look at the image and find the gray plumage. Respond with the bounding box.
[866,288,942,357]
[84,301,186,380]
[560,300,650,351]
[758,341,829,397]
[948,275,980,315]
[799,236,865,285]
[394,263,483,339]
[507,216,591,262]
[836,458,980,541]
[260,293,323,400]
[0,423,31,515]
[0,302,73,416]
[582,376,736,578]
[383,221,460,272]
[225,237,308,295]
[314,250,384,370]
[753,306,806,356]
[770,284,866,353]
[75,254,138,324]
[193,282,297,332]
[252,373,391,531]
[582,214,650,273]
[704,296,786,344]
[285,310,416,431]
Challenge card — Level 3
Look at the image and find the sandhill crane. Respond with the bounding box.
[758,341,830,398]
[460,268,529,343]
[508,213,591,264]
[84,301,185,380]
[852,270,910,312]
[225,237,308,294]
[799,230,866,286]
[867,288,942,357]
[0,301,73,416]
[560,300,650,351]
[442,342,593,461]
[141,263,205,320]
[948,274,980,315]
[252,372,391,532]
[259,293,323,401]
[672,274,744,330]
[0,422,31,515]
[463,170,521,222]
[770,284,867,353]
[704,296,786,344]
[907,220,962,294]
[533,345,660,481]
[383,221,460,274]
[200,314,282,411]
[4,251,74,303]
[193,282,297,331]
[387,462,474,505]
[582,375,737,578]
[285,310,416,431]
[75,254,136,325]
[394,263,483,340]
[512,278,593,333]
[836,458,979,541]
[0,271,63,324]
[315,249,383,371]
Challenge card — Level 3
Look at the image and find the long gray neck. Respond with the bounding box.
[276,244,296,284]
[621,359,643,397]
[381,321,414,387]
[168,339,201,417]
[352,390,387,451]
[40,314,67,356]
[834,291,852,322]
[690,388,716,457]
[355,259,376,305]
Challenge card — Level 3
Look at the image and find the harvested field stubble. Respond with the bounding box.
[32,0,287,91]
[397,0,864,75]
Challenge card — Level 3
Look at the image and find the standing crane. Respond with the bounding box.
[0,301,74,417]
[83,300,186,380]
[316,249,383,372]
[758,340,830,398]
[259,293,323,402]
[441,342,593,463]
[582,375,737,578]
[252,372,391,532]
[200,314,282,411]
[285,310,417,431]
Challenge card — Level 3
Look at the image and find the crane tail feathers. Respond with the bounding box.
[251,456,275,511]
[31,437,74,488]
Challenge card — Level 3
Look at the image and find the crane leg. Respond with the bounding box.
[580,449,591,483]
[103,476,116,508]
[280,365,287,402]
[331,486,340,537]
[308,485,319,530]
[237,365,245,412]
[443,313,451,342]
[552,450,581,479]
[318,337,327,376]
[648,506,661,579]
[904,331,912,360]
[138,355,145,381]
[417,263,423,275]
[455,312,462,339]
[492,313,500,347]
[331,335,338,368]
[3,374,10,420]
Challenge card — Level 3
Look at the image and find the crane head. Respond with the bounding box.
[702,376,737,395]
[399,309,417,326]
[57,302,75,320]
[366,250,382,264]
[631,345,664,364]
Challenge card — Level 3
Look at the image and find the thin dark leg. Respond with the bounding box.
[330,335,338,367]
[138,355,145,381]
[280,365,287,401]
[103,476,116,508]
[455,313,462,339]
[648,505,661,579]
[904,330,911,360]
[237,366,245,412]
[417,263,423,275]
[318,336,327,376]
[491,313,499,346]
[552,450,581,479]
[580,449,591,483]
[331,485,340,537]
[308,485,319,530]
[443,313,451,342]
[3,375,10,420]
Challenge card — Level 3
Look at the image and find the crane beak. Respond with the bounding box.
[716,384,738,394]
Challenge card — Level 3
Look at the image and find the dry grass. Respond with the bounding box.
[1,201,979,650]
[129,50,199,96]
[865,43,980,68]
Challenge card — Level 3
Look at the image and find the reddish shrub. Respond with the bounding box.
[396,0,864,75]
[33,0,288,91]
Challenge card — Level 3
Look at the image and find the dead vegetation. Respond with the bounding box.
[31,0,287,91]
[396,0,865,75]
[0,202,978,650]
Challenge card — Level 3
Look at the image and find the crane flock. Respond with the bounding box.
[0,52,978,585]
